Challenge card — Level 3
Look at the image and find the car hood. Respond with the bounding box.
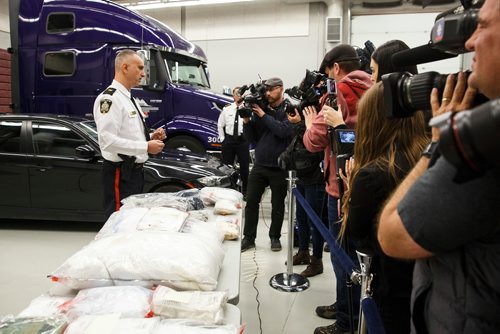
[149,149,234,176]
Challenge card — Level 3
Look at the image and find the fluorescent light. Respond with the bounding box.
[126,0,253,10]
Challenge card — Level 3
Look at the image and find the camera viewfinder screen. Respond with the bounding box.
[339,130,355,143]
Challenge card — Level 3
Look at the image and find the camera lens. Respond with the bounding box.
[405,72,446,111]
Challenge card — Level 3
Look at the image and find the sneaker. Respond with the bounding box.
[313,322,347,334]
[270,238,282,251]
[241,238,255,252]
[315,303,337,319]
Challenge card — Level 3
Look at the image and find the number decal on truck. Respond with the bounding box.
[208,136,222,143]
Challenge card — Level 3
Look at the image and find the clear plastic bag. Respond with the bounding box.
[17,295,72,318]
[151,286,227,325]
[59,286,152,322]
[0,315,67,334]
[213,199,239,216]
[121,193,202,212]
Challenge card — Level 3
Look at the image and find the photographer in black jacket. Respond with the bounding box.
[378,1,500,332]
[241,77,294,252]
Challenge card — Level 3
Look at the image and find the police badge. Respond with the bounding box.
[100,99,112,113]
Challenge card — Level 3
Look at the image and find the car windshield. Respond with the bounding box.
[163,52,210,88]
[78,120,98,140]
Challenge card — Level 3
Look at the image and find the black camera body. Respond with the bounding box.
[383,2,482,118]
[438,99,500,182]
[237,83,269,118]
[284,70,327,117]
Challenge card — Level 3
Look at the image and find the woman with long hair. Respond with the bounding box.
[333,82,428,333]
[340,82,429,334]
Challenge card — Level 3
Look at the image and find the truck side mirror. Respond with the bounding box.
[222,86,232,96]
[137,49,151,87]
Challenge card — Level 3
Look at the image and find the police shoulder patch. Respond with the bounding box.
[100,99,113,114]
[104,87,117,96]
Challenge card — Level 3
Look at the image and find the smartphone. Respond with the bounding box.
[326,79,337,96]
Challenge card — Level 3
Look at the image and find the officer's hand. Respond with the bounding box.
[323,105,345,128]
[151,127,167,141]
[147,140,165,154]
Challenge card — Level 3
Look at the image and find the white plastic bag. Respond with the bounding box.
[213,199,239,216]
[64,315,160,334]
[59,286,152,322]
[50,232,224,291]
[153,319,239,334]
[151,286,227,325]
[199,188,243,206]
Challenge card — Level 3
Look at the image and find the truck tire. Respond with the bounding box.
[165,135,205,154]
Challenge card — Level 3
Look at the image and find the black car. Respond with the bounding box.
[0,114,237,222]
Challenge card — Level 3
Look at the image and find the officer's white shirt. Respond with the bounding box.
[93,79,149,163]
[217,102,243,142]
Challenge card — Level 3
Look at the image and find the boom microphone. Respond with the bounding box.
[392,43,457,67]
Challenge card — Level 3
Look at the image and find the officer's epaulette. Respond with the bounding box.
[103,87,117,96]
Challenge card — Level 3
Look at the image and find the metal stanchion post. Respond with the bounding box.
[269,170,310,292]
[356,250,373,334]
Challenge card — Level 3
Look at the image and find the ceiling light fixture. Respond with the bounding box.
[125,0,253,10]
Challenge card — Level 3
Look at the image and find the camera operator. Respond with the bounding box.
[304,44,372,334]
[217,87,250,197]
[240,77,294,252]
[378,0,500,332]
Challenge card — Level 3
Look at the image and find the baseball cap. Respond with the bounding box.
[264,77,283,87]
[319,44,360,73]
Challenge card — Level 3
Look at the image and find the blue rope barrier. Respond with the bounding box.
[292,187,386,334]
[361,298,386,334]
[292,188,355,277]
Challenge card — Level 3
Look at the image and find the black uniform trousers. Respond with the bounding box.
[221,135,250,195]
[102,160,144,220]
[243,164,288,241]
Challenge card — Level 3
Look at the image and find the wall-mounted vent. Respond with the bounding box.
[326,17,342,42]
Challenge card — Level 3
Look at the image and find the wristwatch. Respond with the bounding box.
[421,141,439,158]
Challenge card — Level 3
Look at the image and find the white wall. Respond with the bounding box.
[146,2,327,93]
[0,0,10,49]
[350,13,464,74]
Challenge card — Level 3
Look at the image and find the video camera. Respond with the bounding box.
[237,83,269,118]
[433,98,500,183]
[284,70,327,117]
[382,0,484,118]
[355,40,376,75]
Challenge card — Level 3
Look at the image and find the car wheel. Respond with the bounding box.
[165,135,205,154]
[154,184,189,193]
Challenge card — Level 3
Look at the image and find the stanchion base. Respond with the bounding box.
[269,273,310,292]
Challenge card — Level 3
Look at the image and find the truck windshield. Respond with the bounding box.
[163,53,210,88]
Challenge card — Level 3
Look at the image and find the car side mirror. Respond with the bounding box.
[76,144,96,159]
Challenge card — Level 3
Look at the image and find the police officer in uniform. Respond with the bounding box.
[93,49,166,219]
[217,87,249,196]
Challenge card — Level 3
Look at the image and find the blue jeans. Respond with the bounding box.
[295,183,326,258]
[328,195,360,331]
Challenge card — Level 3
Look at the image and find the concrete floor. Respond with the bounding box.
[0,190,339,334]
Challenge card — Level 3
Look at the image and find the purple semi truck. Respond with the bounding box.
[9,0,231,154]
